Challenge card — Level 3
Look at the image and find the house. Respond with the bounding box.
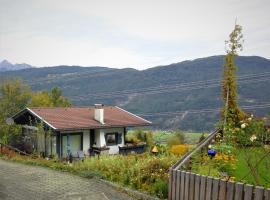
[10,104,151,158]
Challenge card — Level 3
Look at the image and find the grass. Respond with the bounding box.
[184,132,204,144]
[234,147,270,187]
[152,130,203,144]
[190,146,270,188]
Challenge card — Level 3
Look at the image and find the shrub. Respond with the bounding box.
[73,153,178,198]
[170,144,189,156]
[167,130,186,147]
[126,130,154,149]
[152,178,168,199]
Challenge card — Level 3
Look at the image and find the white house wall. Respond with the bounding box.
[83,130,90,155]
[60,127,125,155]
[99,128,125,154]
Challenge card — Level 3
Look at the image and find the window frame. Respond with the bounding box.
[105,132,122,146]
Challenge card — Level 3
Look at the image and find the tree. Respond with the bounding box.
[0,80,71,144]
[30,87,71,107]
[222,24,244,129]
[50,87,71,107]
[0,79,31,144]
[30,91,52,107]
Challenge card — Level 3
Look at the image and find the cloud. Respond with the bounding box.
[0,0,269,69]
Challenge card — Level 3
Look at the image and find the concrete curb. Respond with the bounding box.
[98,178,162,200]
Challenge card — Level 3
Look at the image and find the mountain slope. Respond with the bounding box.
[1,55,270,131]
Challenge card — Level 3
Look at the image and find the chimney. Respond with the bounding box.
[94,104,104,124]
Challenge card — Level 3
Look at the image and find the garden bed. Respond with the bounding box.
[188,145,270,188]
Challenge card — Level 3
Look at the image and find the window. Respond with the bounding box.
[105,133,122,146]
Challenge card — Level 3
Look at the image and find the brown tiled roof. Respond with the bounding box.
[25,106,151,130]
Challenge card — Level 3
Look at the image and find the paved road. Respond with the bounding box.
[0,159,133,200]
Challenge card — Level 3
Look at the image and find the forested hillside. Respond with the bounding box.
[1,55,270,131]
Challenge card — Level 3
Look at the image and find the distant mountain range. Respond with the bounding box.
[0,60,33,72]
[1,55,270,131]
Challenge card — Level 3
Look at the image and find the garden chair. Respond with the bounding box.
[77,151,85,162]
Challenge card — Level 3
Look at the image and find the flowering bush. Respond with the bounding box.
[223,114,267,146]
[169,144,190,156]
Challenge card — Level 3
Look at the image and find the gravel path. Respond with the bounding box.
[0,159,133,200]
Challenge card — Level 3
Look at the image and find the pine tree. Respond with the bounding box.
[222,24,244,128]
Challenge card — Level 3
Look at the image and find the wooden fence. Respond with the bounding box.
[169,169,270,200]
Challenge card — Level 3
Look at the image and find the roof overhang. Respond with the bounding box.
[55,123,151,132]
[11,107,57,130]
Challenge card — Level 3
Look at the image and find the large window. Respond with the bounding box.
[105,133,122,146]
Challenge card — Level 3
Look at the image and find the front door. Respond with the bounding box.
[61,133,83,157]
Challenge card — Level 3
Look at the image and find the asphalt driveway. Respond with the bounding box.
[0,159,133,200]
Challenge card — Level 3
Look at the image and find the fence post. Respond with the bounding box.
[234,182,244,200]
[199,175,206,200]
[194,174,201,200]
[244,184,253,200]
[168,168,172,200]
[226,181,235,200]
[265,188,270,200]
[189,173,195,200]
[180,171,185,200]
[205,177,213,200]
[219,179,227,200]
[254,186,264,200]
[184,172,190,199]
[212,178,220,200]
[176,170,181,200]
[172,170,177,200]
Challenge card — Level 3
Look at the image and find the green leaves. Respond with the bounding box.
[30,87,71,107]
[222,24,245,131]
[0,79,71,144]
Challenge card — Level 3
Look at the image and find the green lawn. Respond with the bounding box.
[234,147,270,187]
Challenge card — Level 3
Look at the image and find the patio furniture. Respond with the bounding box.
[77,151,85,161]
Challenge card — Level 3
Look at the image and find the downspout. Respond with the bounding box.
[124,127,127,145]
[50,136,52,156]
[44,131,47,157]
[59,132,62,159]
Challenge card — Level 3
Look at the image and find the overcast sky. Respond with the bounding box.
[0,0,269,69]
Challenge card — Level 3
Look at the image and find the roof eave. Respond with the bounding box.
[11,107,57,130]
[56,123,151,132]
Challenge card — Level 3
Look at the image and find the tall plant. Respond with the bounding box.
[222,24,244,129]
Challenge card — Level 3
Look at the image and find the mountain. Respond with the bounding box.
[0,60,33,72]
[1,55,270,131]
